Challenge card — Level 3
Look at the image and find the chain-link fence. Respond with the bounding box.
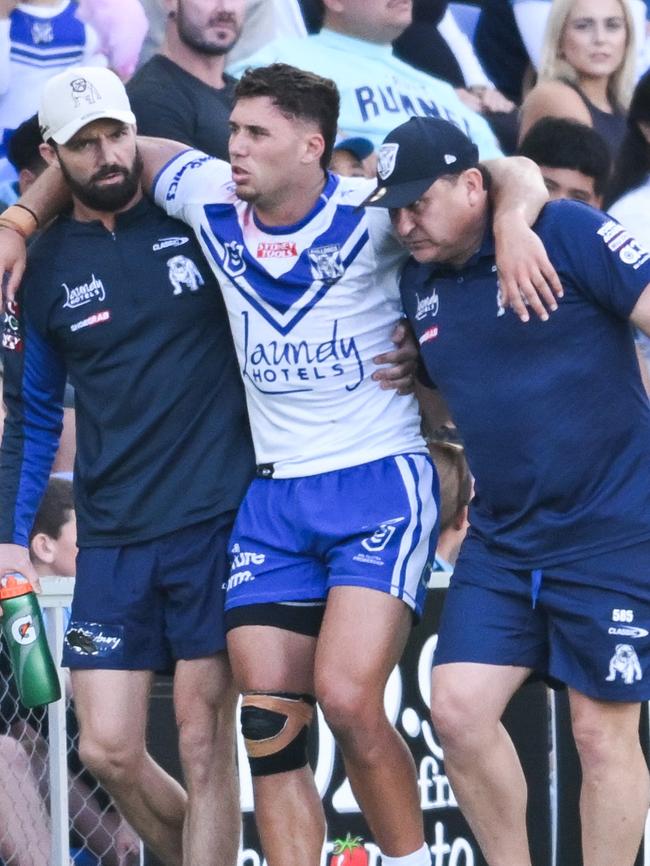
[0,578,141,866]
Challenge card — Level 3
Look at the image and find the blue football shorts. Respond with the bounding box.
[63,514,235,670]
[434,536,650,702]
[225,453,439,619]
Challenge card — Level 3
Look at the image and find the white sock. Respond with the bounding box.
[381,843,431,866]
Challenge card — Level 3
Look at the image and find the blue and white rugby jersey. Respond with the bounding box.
[0,2,105,141]
[154,149,426,478]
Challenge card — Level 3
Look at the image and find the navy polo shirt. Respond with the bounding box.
[401,199,650,570]
[0,196,254,547]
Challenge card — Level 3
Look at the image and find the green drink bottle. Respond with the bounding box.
[0,573,61,708]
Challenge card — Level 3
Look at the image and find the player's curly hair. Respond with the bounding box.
[234,63,340,170]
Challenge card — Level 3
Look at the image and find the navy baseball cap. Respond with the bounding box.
[333,136,374,161]
[362,117,479,209]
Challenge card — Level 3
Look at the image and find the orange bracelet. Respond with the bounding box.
[0,218,28,240]
[0,204,39,238]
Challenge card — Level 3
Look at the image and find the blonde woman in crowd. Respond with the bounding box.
[519,0,636,158]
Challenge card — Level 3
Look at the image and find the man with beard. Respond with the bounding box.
[0,66,256,866]
[127,0,245,160]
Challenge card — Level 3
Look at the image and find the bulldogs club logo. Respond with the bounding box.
[70,77,101,108]
[308,244,344,283]
[605,644,642,684]
[166,255,204,295]
[377,143,399,180]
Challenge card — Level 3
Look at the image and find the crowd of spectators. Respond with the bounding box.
[1,0,650,862]
[2,0,650,191]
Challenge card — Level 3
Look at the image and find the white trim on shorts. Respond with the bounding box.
[393,454,439,606]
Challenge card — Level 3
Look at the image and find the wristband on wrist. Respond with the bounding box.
[12,203,40,228]
[0,204,39,238]
[0,218,27,239]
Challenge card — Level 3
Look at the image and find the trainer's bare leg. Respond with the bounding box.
[72,668,186,866]
[430,663,533,866]
[315,587,424,859]
[227,625,324,865]
[174,653,240,866]
[569,690,650,866]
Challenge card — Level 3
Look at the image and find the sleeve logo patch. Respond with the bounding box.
[597,220,650,270]
[2,301,22,352]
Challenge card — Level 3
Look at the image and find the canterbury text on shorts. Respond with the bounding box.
[433,537,650,702]
[63,513,235,670]
[225,453,439,620]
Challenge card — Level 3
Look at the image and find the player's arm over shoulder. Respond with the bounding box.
[137,137,203,193]
[139,138,233,217]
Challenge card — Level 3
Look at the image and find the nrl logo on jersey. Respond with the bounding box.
[308,243,344,283]
[223,241,246,277]
[62,274,106,309]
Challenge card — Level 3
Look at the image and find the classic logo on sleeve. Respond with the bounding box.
[2,300,22,352]
[597,220,650,269]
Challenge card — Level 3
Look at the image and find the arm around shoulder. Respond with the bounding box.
[486,155,548,228]
[483,156,564,320]
[137,136,197,195]
[0,165,71,301]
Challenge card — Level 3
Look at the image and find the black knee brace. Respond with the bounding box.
[241,691,316,777]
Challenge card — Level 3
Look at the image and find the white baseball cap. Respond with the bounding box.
[39,66,136,145]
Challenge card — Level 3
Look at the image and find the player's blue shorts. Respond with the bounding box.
[225,453,439,619]
[434,536,650,701]
[63,514,234,670]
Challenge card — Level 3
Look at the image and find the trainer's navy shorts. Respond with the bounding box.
[225,454,439,618]
[434,536,650,701]
[63,514,234,670]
